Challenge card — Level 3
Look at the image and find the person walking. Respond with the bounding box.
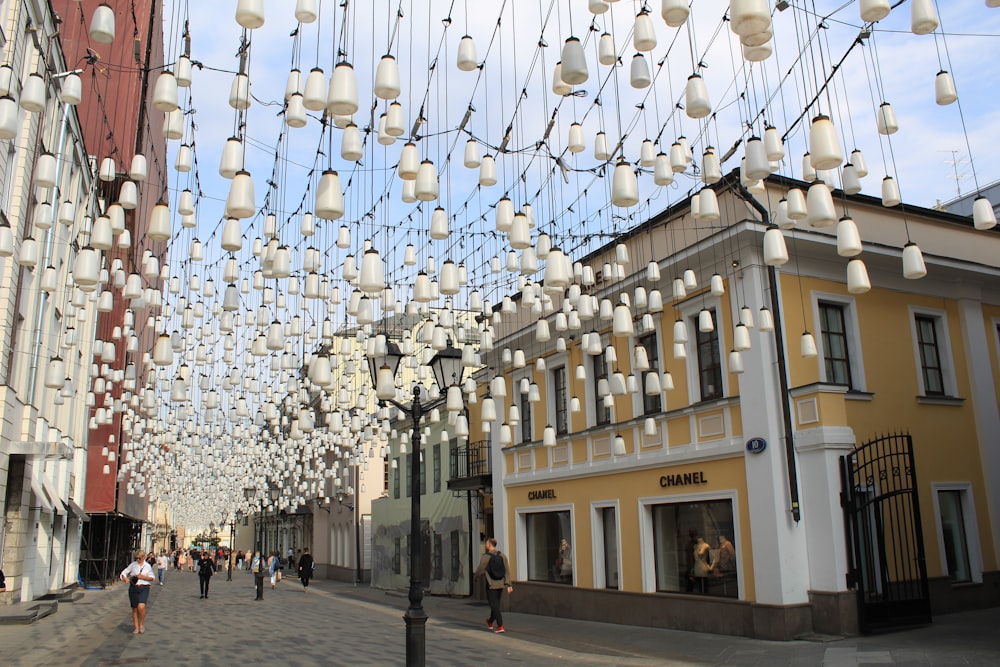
[475,538,513,634]
[119,549,154,635]
[198,550,215,598]
[297,547,314,591]
[155,550,169,585]
[268,550,280,589]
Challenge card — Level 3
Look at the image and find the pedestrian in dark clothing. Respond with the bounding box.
[297,548,315,591]
[198,552,214,598]
[475,537,513,633]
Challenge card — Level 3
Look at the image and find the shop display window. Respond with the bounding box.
[651,499,737,597]
[525,510,573,584]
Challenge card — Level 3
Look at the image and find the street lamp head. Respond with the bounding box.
[243,487,257,502]
[268,486,281,503]
[430,338,464,392]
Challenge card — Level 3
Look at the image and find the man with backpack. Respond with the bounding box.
[475,537,513,633]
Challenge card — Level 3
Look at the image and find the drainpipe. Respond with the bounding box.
[26,100,71,405]
[735,183,801,523]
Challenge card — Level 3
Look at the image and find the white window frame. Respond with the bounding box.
[584,334,611,428]
[545,351,570,436]
[930,482,983,584]
[679,296,728,405]
[590,500,622,590]
[637,489,743,599]
[908,306,958,397]
[516,503,575,584]
[630,327,663,418]
[812,292,867,391]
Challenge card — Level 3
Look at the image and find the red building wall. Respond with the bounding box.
[52,0,168,516]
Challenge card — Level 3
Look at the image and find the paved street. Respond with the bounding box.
[2,569,999,666]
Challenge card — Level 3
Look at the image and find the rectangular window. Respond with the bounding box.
[433,533,443,581]
[592,350,610,426]
[552,365,568,435]
[938,490,971,583]
[650,499,737,598]
[601,507,620,590]
[819,302,853,387]
[525,511,573,585]
[695,310,723,401]
[405,455,411,498]
[639,333,661,415]
[450,529,461,582]
[393,536,401,574]
[519,390,532,443]
[915,315,944,395]
[432,444,441,493]
[419,450,426,496]
[392,458,400,499]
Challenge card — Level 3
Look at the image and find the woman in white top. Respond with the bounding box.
[120,549,155,634]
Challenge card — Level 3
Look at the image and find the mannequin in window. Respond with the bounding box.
[692,533,714,593]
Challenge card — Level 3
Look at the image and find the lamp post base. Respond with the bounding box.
[404,606,427,667]
[254,572,264,600]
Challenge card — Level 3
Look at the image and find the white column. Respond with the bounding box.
[736,261,811,605]
[796,425,856,591]
[957,298,1000,564]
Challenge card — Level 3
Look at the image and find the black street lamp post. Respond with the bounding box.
[227,514,239,581]
[245,487,266,600]
[367,337,464,667]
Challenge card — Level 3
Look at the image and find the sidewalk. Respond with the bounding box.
[0,568,997,666]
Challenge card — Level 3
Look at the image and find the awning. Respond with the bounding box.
[30,478,54,513]
[65,498,90,522]
[43,478,67,516]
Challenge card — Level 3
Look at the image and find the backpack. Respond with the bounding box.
[486,551,505,580]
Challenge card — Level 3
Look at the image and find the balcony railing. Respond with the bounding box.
[447,440,491,491]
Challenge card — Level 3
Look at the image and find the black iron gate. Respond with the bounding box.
[840,432,931,633]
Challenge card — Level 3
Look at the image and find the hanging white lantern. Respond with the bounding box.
[235,0,265,29]
[881,177,901,208]
[902,243,927,279]
[702,149,721,184]
[464,139,481,168]
[398,142,420,180]
[219,137,244,179]
[374,55,401,100]
[653,153,673,186]
[633,11,657,51]
[414,160,439,201]
[89,3,116,43]
[859,0,891,22]
[612,304,634,338]
[786,188,808,220]
[973,196,997,231]
[700,188,720,222]
[730,0,770,37]
[806,181,837,228]
[226,170,256,219]
[430,207,449,240]
[729,351,744,375]
[934,71,958,105]
[611,160,638,208]
[129,154,147,182]
[152,70,179,112]
[118,180,138,210]
[876,102,899,135]
[800,332,818,358]
[685,74,711,119]
[479,155,497,186]
[763,125,784,161]
[743,137,770,181]
[19,73,46,113]
[359,249,386,294]
[221,218,242,252]
[315,169,345,220]
[841,163,862,195]
[560,37,588,85]
[457,35,478,72]
[910,0,938,34]
[630,54,651,89]
[295,0,318,23]
[302,67,327,111]
[73,247,100,289]
[763,227,789,266]
[327,62,359,116]
[809,115,843,171]
[598,33,616,66]
[837,217,862,256]
[0,96,18,139]
[661,0,690,27]
[60,73,83,105]
[341,123,363,161]
[589,0,609,14]
[147,201,172,242]
[386,102,405,136]
[847,258,871,294]
[286,93,307,128]
[229,73,251,110]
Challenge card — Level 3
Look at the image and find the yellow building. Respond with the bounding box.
[482,172,1000,639]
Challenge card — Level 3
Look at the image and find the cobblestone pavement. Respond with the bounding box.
[1,568,999,666]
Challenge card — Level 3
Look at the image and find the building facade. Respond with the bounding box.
[483,172,1000,638]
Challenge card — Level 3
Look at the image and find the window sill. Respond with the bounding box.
[916,395,965,406]
[845,391,874,402]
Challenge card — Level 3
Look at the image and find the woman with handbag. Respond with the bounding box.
[119,549,155,634]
